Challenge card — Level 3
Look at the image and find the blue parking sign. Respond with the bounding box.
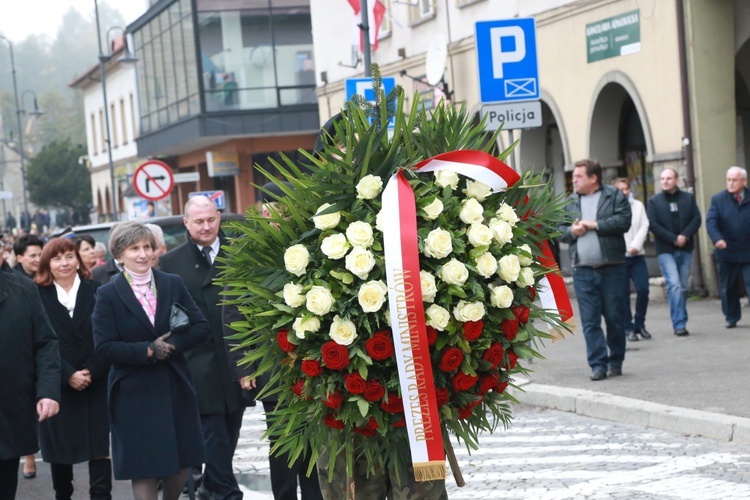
[475,18,539,103]
[345,77,397,128]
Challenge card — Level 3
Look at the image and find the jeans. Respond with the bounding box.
[573,263,628,371]
[624,255,650,331]
[657,251,692,330]
[717,260,750,324]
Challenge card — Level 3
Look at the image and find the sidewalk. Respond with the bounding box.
[514,296,750,444]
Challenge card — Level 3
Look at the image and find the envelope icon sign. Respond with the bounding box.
[505,78,537,98]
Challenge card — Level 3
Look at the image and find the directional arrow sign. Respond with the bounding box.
[133,160,175,201]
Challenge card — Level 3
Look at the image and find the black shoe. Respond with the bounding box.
[608,366,622,377]
[726,321,737,329]
[635,326,652,339]
[674,328,689,336]
[626,330,639,342]
[22,471,35,479]
[590,369,607,381]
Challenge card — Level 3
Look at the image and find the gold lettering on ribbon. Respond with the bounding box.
[393,269,436,442]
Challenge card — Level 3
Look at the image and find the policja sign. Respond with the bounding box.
[480,101,542,131]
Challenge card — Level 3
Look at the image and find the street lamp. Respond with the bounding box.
[94,0,137,221]
[21,90,44,118]
[0,34,31,227]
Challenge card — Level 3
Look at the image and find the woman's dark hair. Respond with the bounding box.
[35,237,91,286]
[75,234,96,249]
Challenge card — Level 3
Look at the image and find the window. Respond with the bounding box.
[111,103,119,148]
[90,113,98,155]
[130,93,137,139]
[409,0,435,23]
[379,0,392,38]
[120,99,128,145]
[99,109,106,152]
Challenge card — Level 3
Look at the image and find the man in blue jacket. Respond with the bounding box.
[646,168,702,337]
[561,159,631,381]
[706,166,750,329]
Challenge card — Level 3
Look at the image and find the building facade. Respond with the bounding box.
[311,0,749,295]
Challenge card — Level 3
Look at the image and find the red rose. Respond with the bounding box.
[482,343,505,369]
[438,347,464,372]
[501,318,519,341]
[365,331,395,361]
[425,326,437,346]
[528,287,537,301]
[353,416,379,437]
[291,379,305,397]
[344,373,367,394]
[321,341,350,370]
[468,395,485,409]
[364,380,386,402]
[323,413,345,429]
[392,416,406,428]
[504,351,519,370]
[301,359,322,377]
[435,387,450,407]
[277,329,295,352]
[512,306,530,324]
[478,373,500,394]
[495,381,509,394]
[452,372,479,392]
[380,393,404,414]
[457,406,473,419]
[322,390,344,410]
[462,320,484,342]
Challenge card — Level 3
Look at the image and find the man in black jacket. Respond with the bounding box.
[647,168,702,336]
[159,195,244,499]
[12,234,44,279]
[560,159,631,381]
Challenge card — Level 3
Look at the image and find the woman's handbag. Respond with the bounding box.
[169,303,191,333]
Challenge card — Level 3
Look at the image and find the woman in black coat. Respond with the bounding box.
[92,221,209,500]
[35,237,111,499]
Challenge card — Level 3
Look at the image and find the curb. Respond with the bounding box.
[511,379,750,445]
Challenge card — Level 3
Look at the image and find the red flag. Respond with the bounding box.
[348,0,386,52]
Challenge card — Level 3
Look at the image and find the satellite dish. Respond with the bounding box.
[425,34,447,86]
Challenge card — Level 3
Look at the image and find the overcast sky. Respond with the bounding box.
[0,0,149,44]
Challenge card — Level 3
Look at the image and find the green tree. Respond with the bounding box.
[26,140,90,210]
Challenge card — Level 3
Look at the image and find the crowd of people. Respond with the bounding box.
[562,161,749,381]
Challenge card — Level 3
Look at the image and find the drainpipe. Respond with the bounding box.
[676,0,706,294]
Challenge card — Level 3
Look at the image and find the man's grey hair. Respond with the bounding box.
[94,241,107,255]
[184,195,217,217]
[109,221,157,260]
[144,223,166,246]
[727,166,748,179]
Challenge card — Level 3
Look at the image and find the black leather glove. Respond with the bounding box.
[148,332,175,361]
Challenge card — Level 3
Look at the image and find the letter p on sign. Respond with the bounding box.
[490,26,525,79]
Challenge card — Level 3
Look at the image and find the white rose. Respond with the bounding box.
[422,198,444,221]
[440,258,469,286]
[358,280,388,312]
[329,315,358,346]
[313,203,341,230]
[454,300,486,322]
[517,244,533,266]
[356,175,383,200]
[420,271,437,303]
[489,218,513,247]
[305,285,334,315]
[345,247,376,279]
[293,316,321,339]
[320,233,350,260]
[434,170,459,189]
[423,228,453,259]
[459,198,485,225]
[284,244,310,277]
[283,283,306,308]
[463,179,493,201]
[516,267,535,288]
[475,252,498,278]
[496,203,519,226]
[425,304,450,331]
[375,210,384,232]
[490,285,514,308]
[497,254,521,283]
[346,221,374,248]
[467,223,493,248]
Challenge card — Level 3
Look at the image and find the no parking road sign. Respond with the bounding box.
[133,160,175,201]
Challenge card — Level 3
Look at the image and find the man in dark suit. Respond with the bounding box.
[159,195,244,499]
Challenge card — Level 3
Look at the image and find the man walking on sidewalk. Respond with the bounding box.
[561,159,631,381]
[706,166,750,329]
[647,168,702,337]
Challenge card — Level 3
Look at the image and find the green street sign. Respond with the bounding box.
[586,10,641,63]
